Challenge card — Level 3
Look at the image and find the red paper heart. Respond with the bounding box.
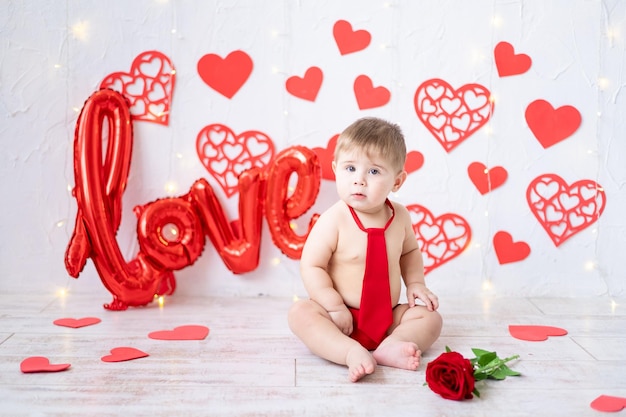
[414,78,494,152]
[20,357,71,373]
[312,134,338,181]
[526,174,606,247]
[494,41,532,77]
[53,317,101,329]
[508,325,568,341]
[196,124,275,197]
[525,99,581,148]
[354,75,390,110]
[591,395,626,412]
[333,20,371,55]
[148,325,209,341]
[197,50,253,99]
[493,231,530,264]
[101,347,149,363]
[286,66,323,102]
[404,151,424,174]
[467,162,508,195]
[100,50,175,125]
[407,204,472,275]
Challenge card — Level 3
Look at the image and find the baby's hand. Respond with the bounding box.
[329,307,353,336]
[407,283,439,311]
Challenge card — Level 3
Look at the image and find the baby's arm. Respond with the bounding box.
[300,210,353,334]
[397,205,439,311]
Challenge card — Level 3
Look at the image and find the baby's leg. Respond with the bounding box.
[288,299,376,382]
[373,304,442,371]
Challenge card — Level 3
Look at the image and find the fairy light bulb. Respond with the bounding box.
[71,21,90,42]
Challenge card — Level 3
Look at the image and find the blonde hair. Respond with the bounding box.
[334,117,407,172]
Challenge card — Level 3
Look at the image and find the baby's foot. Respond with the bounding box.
[345,345,377,382]
[372,340,421,371]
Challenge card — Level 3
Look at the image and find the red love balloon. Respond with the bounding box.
[65,89,172,310]
[265,146,321,259]
[189,168,265,274]
[136,195,205,271]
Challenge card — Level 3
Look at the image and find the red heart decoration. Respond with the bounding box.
[312,134,338,181]
[100,50,175,125]
[525,99,581,148]
[20,357,71,373]
[53,317,101,329]
[286,66,323,102]
[494,41,532,77]
[196,124,275,197]
[467,162,508,195]
[333,20,371,55]
[354,75,390,110]
[148,325,209,341]
[414,78,494,152]
[407,204,472,275]
[197,50,253,99]
[493,231,530,264]
[508,325,567,341]
[101,347,149,363]
[591,395,626,412]
[527,174,606,247]
[404,151,424,174]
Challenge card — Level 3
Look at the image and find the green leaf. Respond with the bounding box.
[471,348,492,358]
[490,368,508,380]
[445,346,452,353]
[474,371,488,381]
[477,352,497,367]
[495,364,521,377]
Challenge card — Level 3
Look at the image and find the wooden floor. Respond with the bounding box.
[1,291,625,416]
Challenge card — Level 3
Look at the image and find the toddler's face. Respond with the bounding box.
[332,148,404,213]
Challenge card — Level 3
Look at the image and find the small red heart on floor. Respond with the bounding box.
[101,347,149,363]
[20,357,71,373]
[591,395,626,412]
[148,325,209,341]
[53,317,101,328]
[508,325,568,341]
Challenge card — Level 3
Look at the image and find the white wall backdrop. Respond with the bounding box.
[1,0,625,304]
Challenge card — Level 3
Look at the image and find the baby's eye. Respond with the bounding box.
[346,165,356,172]
[368,168,380,175]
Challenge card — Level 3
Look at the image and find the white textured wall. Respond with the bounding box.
[1,0,625,302]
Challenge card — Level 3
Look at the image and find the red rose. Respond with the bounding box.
[425,351,476,400]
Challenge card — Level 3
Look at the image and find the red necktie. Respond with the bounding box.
[348,199,394,344]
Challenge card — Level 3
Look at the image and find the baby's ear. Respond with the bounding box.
[392,170,407,191]
[331,161,337,173]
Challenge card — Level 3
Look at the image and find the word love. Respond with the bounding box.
[65,89,320,311]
